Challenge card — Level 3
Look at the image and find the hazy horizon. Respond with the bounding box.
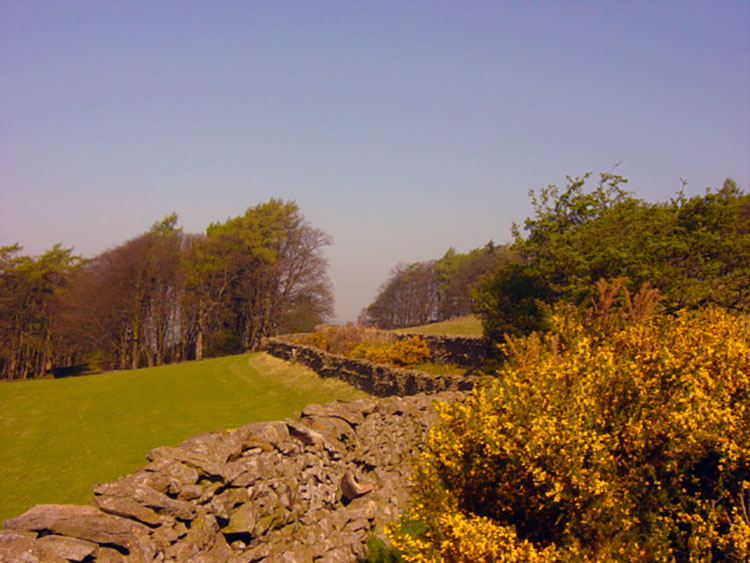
[2,1,748,322]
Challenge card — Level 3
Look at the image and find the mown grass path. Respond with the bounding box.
[0,353,368,522]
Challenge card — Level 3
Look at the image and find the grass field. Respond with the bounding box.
[0,353,368,522]
[393,315,484,337]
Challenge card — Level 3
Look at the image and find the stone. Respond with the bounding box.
[221,502,257,535]
[4,504,147,549]
[340,471,372,502]
[207,487,249,521]
[92,495,161,526]
[144,458,200,487]
[164,512,219,562]
[0,530,67,563]
[227,542,269,563]
[37,534,99,561]
[316,548,351,563]
[234,421,289,450]
[92,481,196,520]
[96,546,127,563]
[123,470,182,497]
[286,423,325,447]
[177,484,203,501]
[124,525,158,563]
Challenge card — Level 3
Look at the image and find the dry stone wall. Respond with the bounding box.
[265,339,480,397]
[392,333,488,369]
[2,391,466,563]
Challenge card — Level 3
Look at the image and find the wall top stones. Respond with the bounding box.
[265,339,481,398]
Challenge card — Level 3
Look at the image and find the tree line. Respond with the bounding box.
[0,199,333,380]
[364,173,749,347]
[361,242,517,329]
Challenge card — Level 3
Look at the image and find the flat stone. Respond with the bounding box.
[4,505,147,548]
[228,542,270,563]
[0,530,67,563]
[92,495,161,526]
[164,512,218,561]
[95,546,127,562]
[144,458,199,486]
[287,423,325,447]
[233,421,289,450]
[92,481,196,520]
[37,534,98,561]
[221,503,257,534]
[177,483,204,501]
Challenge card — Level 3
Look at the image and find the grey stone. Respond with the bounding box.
[4,504,147,548]
[221,502,257,534]
[144,458,200,487]
[92,481,196,520]
[340,471,372,502]
[0,530,67,563]
[36,534,98,561]
[92,495,161,526]
[95,546,127,563]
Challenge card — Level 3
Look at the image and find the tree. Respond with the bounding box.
[188,199,333,357]
[364,261,438,329]
[57,215,184,370]
[0,244,80,379]
[363,243,517,329]
[477,173,750,346]
[5,201,333,376]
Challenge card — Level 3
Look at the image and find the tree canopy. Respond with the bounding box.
[362,242,517,329]
[477,173,749,349]
[1,200,333,379]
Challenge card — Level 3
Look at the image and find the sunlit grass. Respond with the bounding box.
[0,353,368,522]
[393,315,484,337]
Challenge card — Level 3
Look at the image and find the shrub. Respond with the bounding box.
[388,307,750,561]
[349,336,431,369]
[297,324,390,355]
[297,326,431,369]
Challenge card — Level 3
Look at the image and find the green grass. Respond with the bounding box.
[0,353,368,522]
[393,315,484,337]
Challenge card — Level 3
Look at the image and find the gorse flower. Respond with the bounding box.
[389,306,750,562]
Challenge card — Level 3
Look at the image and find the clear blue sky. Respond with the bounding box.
[2,1,748,322]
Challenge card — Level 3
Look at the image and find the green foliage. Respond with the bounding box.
[476,264,552,351]
[3,200,333,378]
[477,173,749,344]
[358,535,405,563]
[0,243,81,379]
[390,305,750,561]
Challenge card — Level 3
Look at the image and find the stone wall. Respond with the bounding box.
[265,339,480,397]
[393,333,488,369]
[1,391,465,563]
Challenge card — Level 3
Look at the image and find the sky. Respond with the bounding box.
[1,1,748,322]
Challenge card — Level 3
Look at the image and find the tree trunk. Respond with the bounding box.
[195,327,204,361]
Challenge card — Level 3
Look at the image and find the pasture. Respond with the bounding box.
[0,353,368,522]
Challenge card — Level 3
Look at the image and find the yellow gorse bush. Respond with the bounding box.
[297,325,431,369]
[389,307,750,561]
[348,336,430,369]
